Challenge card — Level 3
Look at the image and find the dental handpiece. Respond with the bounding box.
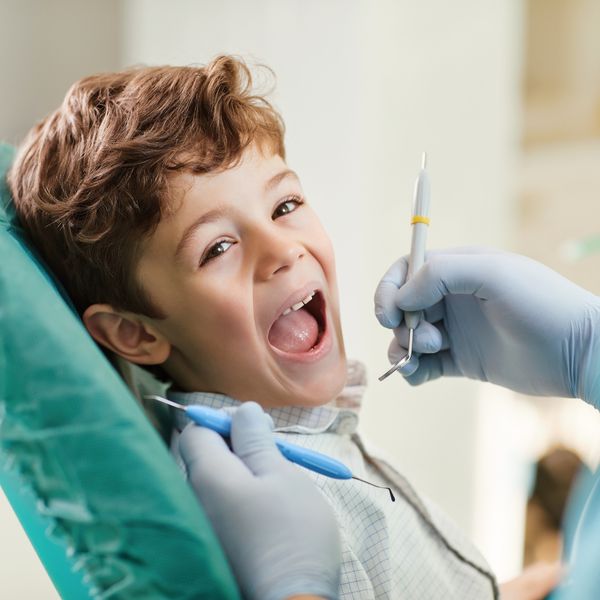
[379,152,431,382]
[148,395,395,501]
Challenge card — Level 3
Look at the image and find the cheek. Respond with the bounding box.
[182,292,250,344]
[154,277,252,353]
[304,213,337,278]
[322,234,337,275]
[314,228,339,294]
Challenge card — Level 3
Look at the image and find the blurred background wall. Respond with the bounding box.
[1,0,599,596]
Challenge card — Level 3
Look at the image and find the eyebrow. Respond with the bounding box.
[265,168,299,192]
[174,169,300,259]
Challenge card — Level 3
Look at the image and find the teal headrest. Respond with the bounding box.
[0,144,16,222]
[0,142,239,599]
[0,145,77,308]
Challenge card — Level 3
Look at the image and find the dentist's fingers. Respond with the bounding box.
[374,257,409,328]
[393,320,444,354]
[435,322,450,350]
[374,247,501,328]
[424,300,445,324]
[393,321,450,354]
[179,425,251,490]
[404,351,460,386]
[387,338,420,376]
[395,253,499,313]
[230,402,287,476]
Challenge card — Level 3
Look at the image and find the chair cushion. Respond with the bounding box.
[0,142,239,599]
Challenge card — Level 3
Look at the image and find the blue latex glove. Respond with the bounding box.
[374,247,600,405]
[179,401,341,600]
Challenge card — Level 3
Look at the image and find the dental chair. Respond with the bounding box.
[0,143,239,599]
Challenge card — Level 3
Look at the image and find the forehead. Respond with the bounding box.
[167,146,289,212]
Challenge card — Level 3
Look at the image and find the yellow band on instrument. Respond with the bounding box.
[411,215,430,225]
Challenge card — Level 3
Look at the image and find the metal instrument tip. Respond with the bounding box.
[378,328,414,382]
[352,476,396,502]
[145,395,186,411]
[421,151,427,169]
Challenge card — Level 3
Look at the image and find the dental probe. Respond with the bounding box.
[379,152,431,382]
[148,395,395,502]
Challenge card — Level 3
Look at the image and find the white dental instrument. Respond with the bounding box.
[379,152,431,382]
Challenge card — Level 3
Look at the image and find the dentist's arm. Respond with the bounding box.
[374,247,600,406]
[179,402,341,600]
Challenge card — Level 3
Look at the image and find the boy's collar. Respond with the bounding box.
[168,359,367,435]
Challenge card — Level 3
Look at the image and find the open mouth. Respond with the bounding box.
[268,289,328,355]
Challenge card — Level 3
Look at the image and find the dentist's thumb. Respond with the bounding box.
[230,402,285,476]
[394,254,490,312]
[374,256,409,328]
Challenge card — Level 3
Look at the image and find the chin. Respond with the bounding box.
[283,355,348,408]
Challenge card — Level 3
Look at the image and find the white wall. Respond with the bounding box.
[0,0,120,144]
[0,489,59,598]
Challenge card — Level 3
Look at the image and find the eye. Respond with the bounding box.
[272,195,304,219]
[200,239,234,266]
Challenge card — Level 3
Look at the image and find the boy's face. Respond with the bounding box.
[137,144,347,407]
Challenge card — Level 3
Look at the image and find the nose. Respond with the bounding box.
[253,226,305,280]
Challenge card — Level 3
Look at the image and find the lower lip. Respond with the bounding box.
[268,313,333,364]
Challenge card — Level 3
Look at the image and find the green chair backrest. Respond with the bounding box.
[0,143,239,599]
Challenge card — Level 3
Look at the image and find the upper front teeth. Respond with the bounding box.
[282,291,316,316]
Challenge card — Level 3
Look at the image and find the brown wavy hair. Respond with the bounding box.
[8,55,285,317]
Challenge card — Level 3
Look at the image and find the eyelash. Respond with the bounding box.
[272,195,304,218]
[199,195,305,266]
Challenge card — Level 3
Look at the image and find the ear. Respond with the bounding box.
[82,304,171,365]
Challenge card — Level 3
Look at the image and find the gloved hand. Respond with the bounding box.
[179,401,341,600]
[374,247,600,405]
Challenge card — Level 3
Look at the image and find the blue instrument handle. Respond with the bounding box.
[185,404,352,480]
[275,440,351,479]
[186,405,232,437]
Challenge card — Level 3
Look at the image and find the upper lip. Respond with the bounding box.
[269,281,322,330]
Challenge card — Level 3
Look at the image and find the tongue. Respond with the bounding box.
[268,307,319,353]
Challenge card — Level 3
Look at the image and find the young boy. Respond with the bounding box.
[8,56,498,599]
